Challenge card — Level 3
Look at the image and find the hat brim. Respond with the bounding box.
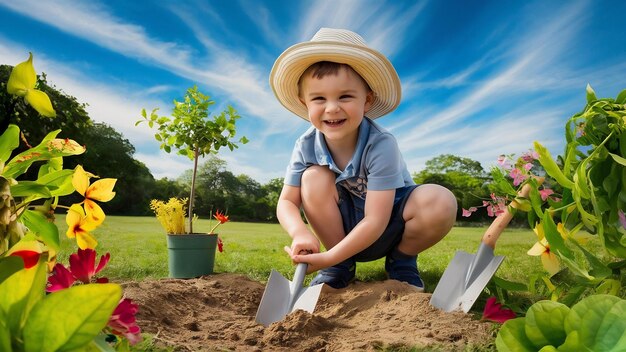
[270,41,401,120]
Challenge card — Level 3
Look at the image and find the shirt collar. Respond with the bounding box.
[314,118,371,179]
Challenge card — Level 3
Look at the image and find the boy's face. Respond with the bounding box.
[299,67,373,144]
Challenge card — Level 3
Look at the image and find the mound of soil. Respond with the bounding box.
[123,274,496,351]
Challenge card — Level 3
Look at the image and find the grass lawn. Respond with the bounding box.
[56,215,546,289]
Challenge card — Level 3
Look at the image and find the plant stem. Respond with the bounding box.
[188,147,199,234]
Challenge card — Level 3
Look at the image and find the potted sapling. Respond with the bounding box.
[138,86,247,278]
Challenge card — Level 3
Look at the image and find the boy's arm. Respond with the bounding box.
[277,184,320,256]
[292,189,395,273]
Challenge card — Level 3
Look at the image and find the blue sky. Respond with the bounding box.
[1,0,625,183]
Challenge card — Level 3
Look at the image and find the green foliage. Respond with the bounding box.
[488,86,626,307]
[1,53,135,350]
[0,124,84,253]
[0,254,122,351]
[496,295,626,351]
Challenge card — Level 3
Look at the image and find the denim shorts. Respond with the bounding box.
[337,184,418,262]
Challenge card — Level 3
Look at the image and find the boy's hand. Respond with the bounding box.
[285,251,332,274]
[284,231,320,258]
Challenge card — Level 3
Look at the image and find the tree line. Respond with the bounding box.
[1,64,510,224]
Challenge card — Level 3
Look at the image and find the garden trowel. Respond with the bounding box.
[255,262,323,327]
[430,184,532,313]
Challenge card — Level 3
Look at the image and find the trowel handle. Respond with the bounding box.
[292,263,308,289]
[481,182,534,248]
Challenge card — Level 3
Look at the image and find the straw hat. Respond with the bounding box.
[270,28,401,120]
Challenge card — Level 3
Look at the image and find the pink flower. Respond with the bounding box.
[47,263,77,292]
[462,207,478,217]
[523,163,533,171]
[539,188,554,201]
[497,155,512,170]
[521,150,539,163]
[108,298,142,345]
[482,297,516,323]
[619,210,626,229]
[47,248,110,292]
[69,248,110,283]
[509,168,527,186]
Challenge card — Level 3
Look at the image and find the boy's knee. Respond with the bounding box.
[301,165,337,202]
[406,184,457,227]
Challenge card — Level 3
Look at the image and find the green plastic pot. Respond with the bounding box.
[166,233,218,278]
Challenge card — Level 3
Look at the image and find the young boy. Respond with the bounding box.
[270,28,457,290]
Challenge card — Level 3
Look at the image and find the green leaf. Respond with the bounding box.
[496,318,536,352]
[565,295,626,351]
[525,300,569,348]
[0,308,11,352]
[586,84,598,103]
[493,276,528,291]
[608,152,626,166]
[615,89,626,104]
[595,279,621,296]
[542,212,573,259]
[559,285,587,307]
[557,330,592,351]
[573,164,590,200]
[570,240,611,281]
[0,255,47,340]
[36,169,74,197]
[38,156,63,178]
[3,129,83,179]
[529,181,545,218]
[10,181,52,199]
[23,283,122,352]
[0,256,24,284]
[21,209,60,251]
[0,124,20,164]
[535,142,575,189]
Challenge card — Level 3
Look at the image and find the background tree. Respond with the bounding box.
[413,154,491,222]
[1,64,155,215]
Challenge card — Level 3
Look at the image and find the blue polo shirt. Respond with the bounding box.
[284,117,415,200]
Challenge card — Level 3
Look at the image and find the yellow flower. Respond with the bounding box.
[7,53,56,117]
[66,204,98,249]
[528,223,560,276]
[72,165,116,225]
[528,238,561,276]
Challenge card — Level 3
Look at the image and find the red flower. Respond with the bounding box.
[47,263,77,292]
[482,297,516,323]
[214,210,229,224]
[69,248,110,283]
[10,250,40,269]
[108,298,142,345]
[217,237,224,253]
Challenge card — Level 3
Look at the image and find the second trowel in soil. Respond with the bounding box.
[255,263,323,327]
[430,184,532,313]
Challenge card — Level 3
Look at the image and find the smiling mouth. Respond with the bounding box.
[324,119,346,127]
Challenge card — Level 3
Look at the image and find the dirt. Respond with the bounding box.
[122,274,496,351]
